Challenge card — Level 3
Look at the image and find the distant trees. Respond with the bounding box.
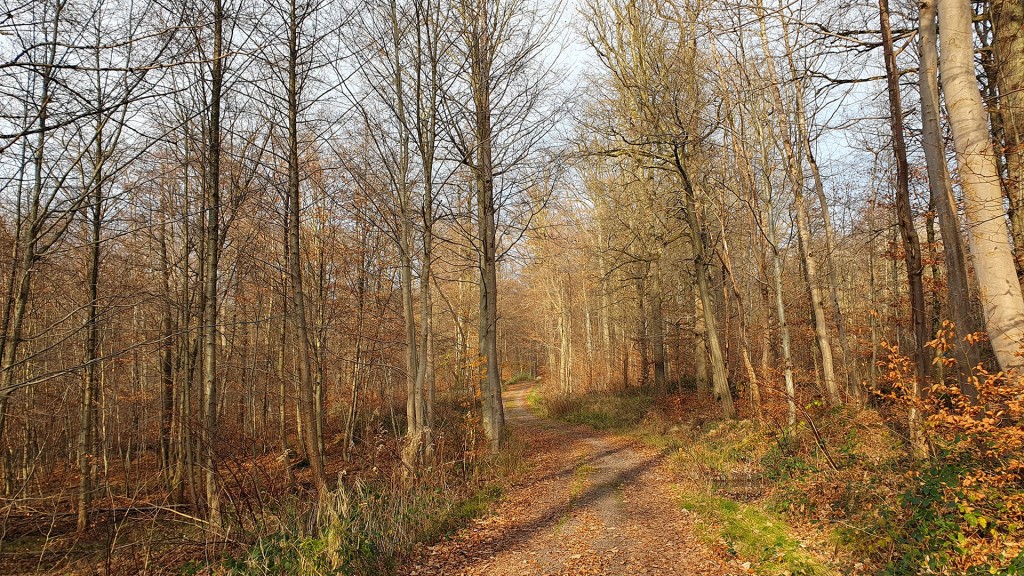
[581,0,737,418]
[521,0,1024,437]
[0,0,174,506]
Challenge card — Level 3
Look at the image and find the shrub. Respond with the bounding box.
[220,475,508,576]
[876,324,1024,574]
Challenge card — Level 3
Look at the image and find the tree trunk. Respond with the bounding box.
[345,232,367,461]
[768,218,797,428]
[881,0,928,457]
[677,160,735,418]
[938,0,1024,372]
[693,289,709,395]
[650,260,666,392]
[202,0,224,525]
[636,277,649,387]
[286,0,325,489]
[415,218,435,463]
[159,204,175,487]
[559,281,573,394]
[919,0,979,373]
[78,128,103,534]
[805,143,859,397]
[470,0,505,449]
[598,245,614,389]
[384,0,423,470]
[719,237,761,418]
[991,0,1024,271]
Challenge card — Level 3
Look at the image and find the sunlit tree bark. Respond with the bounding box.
[938,0,1024,372]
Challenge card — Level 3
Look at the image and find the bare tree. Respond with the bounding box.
[265,0,334,490]
[451,0,560,447]
[201,0,225,526]
[879,0,927,456]
[753,0,841,405]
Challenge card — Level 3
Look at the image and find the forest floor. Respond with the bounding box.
[404,381,743,576]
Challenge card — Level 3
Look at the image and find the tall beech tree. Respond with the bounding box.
[918,0,978,373]
[938,0,1024,373]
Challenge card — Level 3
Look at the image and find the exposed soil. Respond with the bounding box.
[405,382,741,575]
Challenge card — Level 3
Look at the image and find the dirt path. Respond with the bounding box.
[406,382,736,575]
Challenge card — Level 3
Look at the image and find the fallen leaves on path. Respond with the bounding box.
[404,383,744,576]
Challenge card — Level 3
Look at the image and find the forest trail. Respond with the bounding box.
[406,382,734,575]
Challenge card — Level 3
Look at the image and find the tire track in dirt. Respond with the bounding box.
[406,382,736,575]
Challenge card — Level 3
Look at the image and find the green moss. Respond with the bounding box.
[680,493,835,576]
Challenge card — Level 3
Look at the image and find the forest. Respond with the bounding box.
[0,0,1022,572]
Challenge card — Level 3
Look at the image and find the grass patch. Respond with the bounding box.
[217,480,506,576]
[541,389,654,430]
[674,419,767,483]
[680,493,836,576]
[419,483,503,543]
[215,432,526,575]
[526,387,545,416]
[219,479,507,576]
